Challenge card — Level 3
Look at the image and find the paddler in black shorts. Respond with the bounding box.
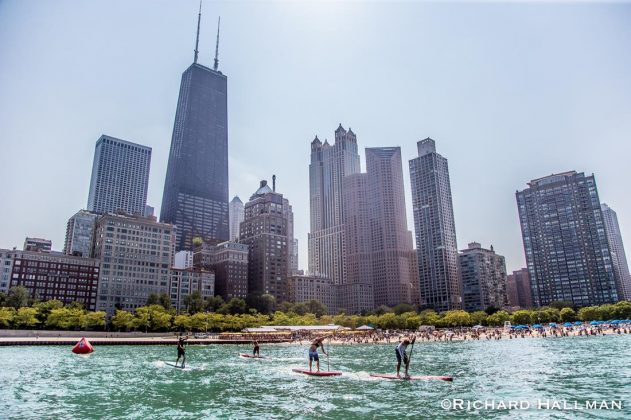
[253,340,260,357]
[176,336,187,368]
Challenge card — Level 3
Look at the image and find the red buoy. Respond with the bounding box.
[72,337,94,354]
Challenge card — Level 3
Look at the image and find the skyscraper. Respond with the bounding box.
[516,171,618,307]
[161,10,229,251]
[240,180,294,304]
[601,203,631,300]
[344,147,417,308]
[229,196,244,241]
[87,135,151,215]
[459,242,508,312]
[308,124,361,284]
[409,138,462,311]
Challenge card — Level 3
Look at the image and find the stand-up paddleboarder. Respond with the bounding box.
[308,335,330,372]
[176,336,188,368]
[395,336,416,378]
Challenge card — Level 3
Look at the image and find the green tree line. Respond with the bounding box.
[1,286,630,332]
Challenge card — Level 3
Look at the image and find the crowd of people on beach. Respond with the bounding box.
[279,323,631,345]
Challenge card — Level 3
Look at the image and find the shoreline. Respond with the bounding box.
[0,325,628,346]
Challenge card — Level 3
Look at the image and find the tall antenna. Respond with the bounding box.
[194,0,202,63]
[213,16,221,71]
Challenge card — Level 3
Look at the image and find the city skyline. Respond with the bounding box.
[1,1,631,274]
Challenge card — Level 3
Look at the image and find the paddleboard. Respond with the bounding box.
[239,353,266,359]
[292,368,342,377]
[164,362,186,369]
[369,373,453,381]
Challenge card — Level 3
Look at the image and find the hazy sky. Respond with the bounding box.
[1,0,630,273]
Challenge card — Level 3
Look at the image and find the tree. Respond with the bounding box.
[183,291,206,314]
[392,303,415,315]
[487,310,510,326]
[292,302,307,316]
[0,307,16,328]
[133,307,151,332]
[33,300,64,323]
[174,314,191,331]
[219,298,247,315]
[82,311,106,330]
[277,301,295,314]
[46,307,83,330]
[612,301,631,319]
[578,306,601,322]
[470,311,488,326]
[14,307,39,328]
[190,312,209,331]
[246,294,275,314]
[442,310,471,327]
[374,305,393,316]
[205,295,225,312]
[548,300,575,310]
[598,304,616,321]
[536,307,560,323]
[305,300,327,317]
[418,310,440,326]
[484,306,500,315]
[511,310,534,325]
[158,293,172,311]
[6,286,29,308]
[559,307,576,322]
[0,292,7,307]
[146,293,159,306]
[67,301,85,310]
[111,310,134,331]
[375,312,399,329]
[147,305,173,331]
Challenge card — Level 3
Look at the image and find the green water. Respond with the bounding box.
[1,335,629,419]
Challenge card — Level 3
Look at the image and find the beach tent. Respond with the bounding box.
[356,325,374,331]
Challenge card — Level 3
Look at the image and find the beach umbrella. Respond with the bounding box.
[356,325,374,330]
[563,322,572,327]
[533,324,543,328]
[574,321,582,325]
[590,321,599,325]
[549,323,557,327]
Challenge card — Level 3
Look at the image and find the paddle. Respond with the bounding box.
[327,335,331,371]
[405,335,416,377]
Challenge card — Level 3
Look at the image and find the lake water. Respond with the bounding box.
[0,335,629,419]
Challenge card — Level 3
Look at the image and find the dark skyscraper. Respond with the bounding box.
[516,171,618,307]
[161,9,229,251]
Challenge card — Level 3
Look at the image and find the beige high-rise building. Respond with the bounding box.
[308,124,360,285]
[240,179,294,304]
[93,213,175,314]
[344,147,418,309]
